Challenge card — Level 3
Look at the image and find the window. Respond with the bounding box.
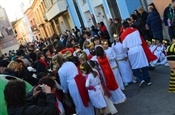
[43,0,52,10]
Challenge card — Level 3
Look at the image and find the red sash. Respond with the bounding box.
[97,55,118,91]
[140,35,157,62]
[38,59,48,67]
[74,73,90,107]
[55,91,61,114]
[120,27,157,63]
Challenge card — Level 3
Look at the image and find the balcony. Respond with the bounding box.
[31,25,39,32]
[46,0,67,21]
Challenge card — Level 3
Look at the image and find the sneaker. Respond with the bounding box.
[147,82,152,86]
[165,63,169,67]
[139,80,145,87]
[124,83,129,86]
[121,87,125,90]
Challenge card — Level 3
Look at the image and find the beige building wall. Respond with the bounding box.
[152,0,171,39]
[13,18,27,44]
[31,0,54,39]
[44,0,74,34]
[153,0,171,17]
[25,7,41,40]
[66,13,74,29]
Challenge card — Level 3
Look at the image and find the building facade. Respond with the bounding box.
[68,0,142,29]
[13,18,32,45]
[31,0,54,39]
[0,6,19,54]
[13,0,171,44]
[24,5,40,40]
[45,0,74,34]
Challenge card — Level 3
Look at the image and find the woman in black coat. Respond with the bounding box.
[33,52,48,79]
[14,59,38,86]
[3,61,19,77]
[147,6,163,41]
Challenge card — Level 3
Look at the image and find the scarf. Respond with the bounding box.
[74,70,90,107]
[38,59,48,67]
[97,55,118,91]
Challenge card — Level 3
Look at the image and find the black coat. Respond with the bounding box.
[7,94,58,115]
[18,67,38,86]
[29,52,37,63]
[147,10,162,33]
[163,4,175,27]
[140,11,148,25]
[79,37,85,49]
[3,68,18,77]
[0,60,9,67]
[33,61,47,79]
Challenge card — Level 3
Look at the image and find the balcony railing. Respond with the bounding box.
[45,0,67,21]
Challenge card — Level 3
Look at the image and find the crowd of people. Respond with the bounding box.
[1,1,175,115]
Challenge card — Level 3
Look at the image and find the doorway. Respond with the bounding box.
[107,0,121,19]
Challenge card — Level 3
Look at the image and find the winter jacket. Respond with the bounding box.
[29,52,37,63]
[7,94,58,115]
[100,25,110,39]
[33,60,47,79]
[3,68,18,77]
[91,29,99,37]
[115,23,122,35]
[147,10,163,33]
[109,22,117,37]
[163,4,175,27]
[18,67,38,86]
[79,37,85,49]
[140,11,148,25]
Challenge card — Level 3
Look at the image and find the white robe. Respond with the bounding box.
[112,42,133,84]
[85,73,107,109]
[122,30,149,69]
[149,44,157,52]
[58,62,95,115]
[104,47,124,90]
[92,68,118,114]
[151,44,167,65]
[92,57,126,104]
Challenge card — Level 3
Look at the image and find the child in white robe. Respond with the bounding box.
[93,36,102,48]
[112,34,133,86]
[150,40,167,66]
[101,39,125,90]
[94,46,127,105]
[88,60,118,115]
[149,39,157,53]
[80,62,108,114]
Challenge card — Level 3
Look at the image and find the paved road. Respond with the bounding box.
[116,66,175,115]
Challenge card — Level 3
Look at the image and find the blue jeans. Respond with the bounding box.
[133,67,151,83]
